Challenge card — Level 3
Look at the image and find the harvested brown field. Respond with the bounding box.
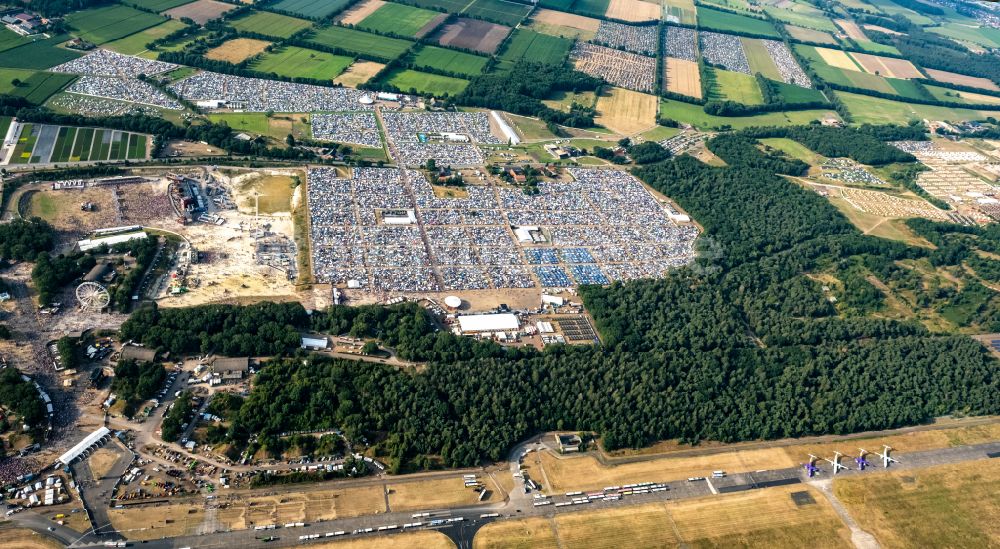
[474,485,851,549]
[863,24,903,36]
[606,0,661,22]
[834,18,867,41]
[533,445,796,493]
[205,38,271,63]
[415,14,447,38]
[785,24,838,45]
[434,18,510,54]
[594,87,658,135]
[337,0,385,25]
[387,477,493,512]
[664,57,701,98]
[925,68,1000,91]
[835,459,1000,548]
[530,8,600,40]
[0,528,62,549]
[165,0,236,24]
[816,47,860,71]
[333,60,385,87]
[309,531,455,549]
[849,51,922,79]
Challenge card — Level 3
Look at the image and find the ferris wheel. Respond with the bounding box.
[76,281,110,311]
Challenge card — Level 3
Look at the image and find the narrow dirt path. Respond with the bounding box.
[808,478,880,549]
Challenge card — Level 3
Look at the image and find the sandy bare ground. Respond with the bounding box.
[338,0,385,25]
[665,57,701,98]
[606,0,660,22]
[334,60,385,88]
[205,38,271,63]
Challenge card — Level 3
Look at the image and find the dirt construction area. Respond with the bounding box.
[473,484,851,549]
[164,0,236,24]
[605,0,660,22]
[594,87,659,136]
[205,38,272,63]
[664,57,701,98]
[434,18,511,54]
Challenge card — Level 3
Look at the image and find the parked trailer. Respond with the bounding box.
[555,502,572,507]
[534,501,552,507]
[566,491,583,497]
[480,513,500,518]
[412,513,431,518]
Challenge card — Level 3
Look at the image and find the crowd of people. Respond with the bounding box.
[50,49,178,77]
[593,21,658,56]
[700,31,750,74]
[663,25,697,61]
[571,42,656,93]
[762,39,812,88]
[310,113,382,148]
[306,166,698,292]
[67,76,182,110]
[381,112,500,167]
[169,71,372,112]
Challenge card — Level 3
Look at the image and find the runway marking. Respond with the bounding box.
[704,478,718,495]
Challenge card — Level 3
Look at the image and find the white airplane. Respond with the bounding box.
[822,451,849,474]
[871,445,899,468]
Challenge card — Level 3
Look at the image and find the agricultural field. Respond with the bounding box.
[410,45,488,78]
[0,71,76,104]
[664,57,701,98]
[594,87,659,135]
[0,35,81,69]
[164,0,234,24]
[251,46,353,80]
[384,68,469,96]
[928,23,1000,49]
[835,18,867,41]
[543,90,597,112]
[850,39,902,55]
[65,5,166,45]
[572,0,611,18]
[7,124,148,164]
[207,112,311,141]
[765,5,837,32]
[0,27,29,53]
[474,485,851,549]
[924,68,1000,92]
[784,24,838,45]
[773,80,826,104]
[104,19,189,56]
[849,51,922,79]
[742,38,783,81]
[866,0,934,25]
[272,0,353,19]
[229,11,312,39]
[358,3,440,37]
[707,68,764,105]
[496,29,572,71]
[333,60,385,87]
[539,0,574,9]
[125,0,194,11]
[528,9,601,41]
[464,0,533,27]
[308,26,412,61]
[403,0,469,11]
[835,91,998,124]
[594,88,657,135]
[698,7,780,38]
[338,0,385,24]
[660,98,839,129]
[925,85,1000,106]
[434,18,510,55]
[605,0,661,23]
[663,0,697,25]
[835,459,1000,548]
[205,38,272,63]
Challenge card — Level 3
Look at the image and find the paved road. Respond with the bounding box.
[38,439,999,549]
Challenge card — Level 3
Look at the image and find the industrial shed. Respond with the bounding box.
[457,313,519,334]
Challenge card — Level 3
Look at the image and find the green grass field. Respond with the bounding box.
[51,127,77,163]
[763,6,837,32]
[698,7,780,37]
[65,5,166,45]
[573,0,611,17]
[358,3,439,37]
[251,46,353,80]
[402,0,470,11]
[307,26,412,61]
[496,29,571,71]
[9,72,76,104]
[539,0,574,9]
[411,45,488,77]
[0,27,29,53]
[865,0,934,25]
[836,91,999,124]
[0,35,82,70]
[126,0,194,11]
[760,137,828,164]
[464,0,532,26]
[707,68,764,105]
[11,124,37,164]
[850,39,901,55]
[660,98,839,129]
[208,112,311,140]
[928,23,1000,49]
[772,81,827,104]
[384,68,468,96]
[230,11,312,39]
[271,0,352,19]
[742,38,782,80]
[104,19,188,56]
[72,128,94,161]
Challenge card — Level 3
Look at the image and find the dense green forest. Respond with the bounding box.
[122,127,1000,469]
[0,368,46,430]
[111,360,166,417]
[0,218,55,262]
